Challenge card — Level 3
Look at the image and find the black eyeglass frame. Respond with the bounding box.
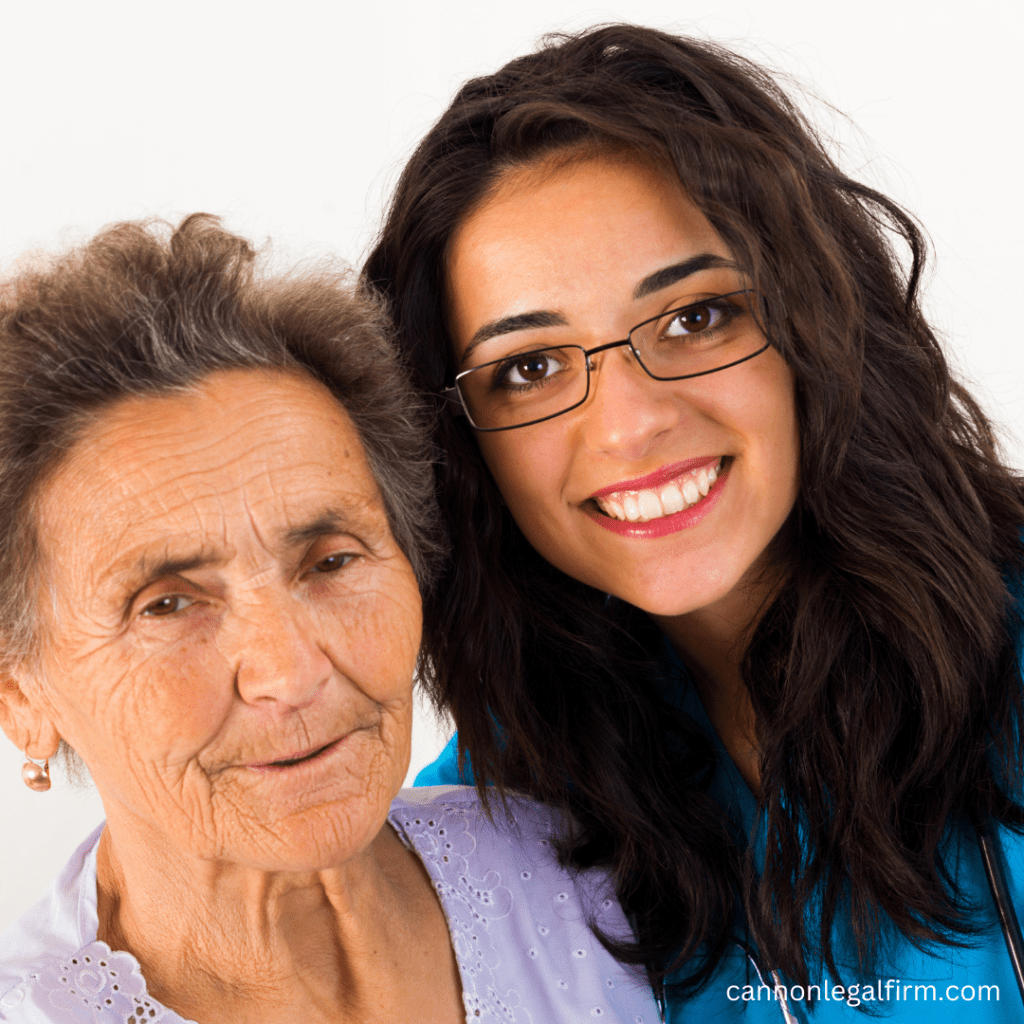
[443,289,770,432]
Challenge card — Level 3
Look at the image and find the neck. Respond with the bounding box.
[653,580,772,795]
[94,806,461,1024]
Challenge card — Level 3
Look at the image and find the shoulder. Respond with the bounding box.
[0,823,189,1024]
[390,785,626,928]
[0,825,103,1021]
[388,787,659,1020]
[389,785,571,861]
[0,941,178,1024]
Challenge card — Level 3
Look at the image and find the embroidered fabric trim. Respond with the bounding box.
[1,942,168,1024]
[2,791,658,1023]
[391,803,529,1022]
[389,790,659,1024]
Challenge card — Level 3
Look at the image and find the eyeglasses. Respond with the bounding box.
[444,289,770,431]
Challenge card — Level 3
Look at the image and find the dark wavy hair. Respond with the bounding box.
[363,24,1024,995]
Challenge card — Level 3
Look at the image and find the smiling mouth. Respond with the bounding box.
[592,458,725,522]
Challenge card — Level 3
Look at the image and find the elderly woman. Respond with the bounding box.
[0,215,659,1024]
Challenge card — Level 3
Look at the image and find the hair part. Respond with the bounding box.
[365,23,1024,995]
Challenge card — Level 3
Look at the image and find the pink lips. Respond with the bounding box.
[586,458,729,538]
[589,455,723,500]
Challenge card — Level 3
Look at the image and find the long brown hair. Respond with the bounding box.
[364,24,1024,993]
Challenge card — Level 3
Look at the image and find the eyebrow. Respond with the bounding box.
[114,511,360,598]
[131,551,225,586]
[110,548,227,613]
[462,311,569,366]
[631,253,736,300]
[283,509,360,547]
[460,252,736,366]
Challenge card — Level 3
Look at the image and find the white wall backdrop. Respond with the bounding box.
[1,0,1021,931]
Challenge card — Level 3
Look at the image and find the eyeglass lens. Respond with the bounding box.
[457,291,764,430]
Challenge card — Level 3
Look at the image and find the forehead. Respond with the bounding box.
[452,154,727,281]
[447,153,733,351]
[35,369,382,580]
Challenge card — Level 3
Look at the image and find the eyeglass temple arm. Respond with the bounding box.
[441,386,467,416]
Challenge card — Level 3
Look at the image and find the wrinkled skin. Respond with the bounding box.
[0,369,462,1023]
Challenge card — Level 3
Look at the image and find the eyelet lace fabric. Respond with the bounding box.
[389,787,659,1023]
[392,801,523,1020]
[1,788,658,1023]
[0,942,176,1024]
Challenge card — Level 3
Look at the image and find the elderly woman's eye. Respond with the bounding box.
[140,595,193,617]
[309,553,354,574]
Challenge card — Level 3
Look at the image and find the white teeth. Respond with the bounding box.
[637,492,662,521]
[660,483,685,515]
[594,458,724,523]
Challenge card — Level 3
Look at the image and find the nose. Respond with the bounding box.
[230,595,334,710]
[579,344,682,458]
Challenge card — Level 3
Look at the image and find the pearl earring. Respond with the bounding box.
[21,753,51,792]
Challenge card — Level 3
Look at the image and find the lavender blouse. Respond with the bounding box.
[0,786,660,1023]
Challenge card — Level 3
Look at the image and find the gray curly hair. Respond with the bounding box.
[0,213,446,673]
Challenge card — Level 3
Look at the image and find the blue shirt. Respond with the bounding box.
[416,629,1024,1021]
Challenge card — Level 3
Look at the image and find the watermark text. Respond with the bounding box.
[726,979,1000,1008]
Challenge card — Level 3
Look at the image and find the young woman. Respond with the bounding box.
[363,25,1024,1021]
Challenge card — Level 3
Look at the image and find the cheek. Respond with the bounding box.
[144,637,235,751]
[478,430,571,528]
[319,568,422,706]
[701,349,798,469]
[56,627,234,776]
[749,361,800,492]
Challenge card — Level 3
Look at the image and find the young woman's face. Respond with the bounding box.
[447,154,800,619]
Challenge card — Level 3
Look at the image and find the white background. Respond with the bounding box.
[1,0,1021,931]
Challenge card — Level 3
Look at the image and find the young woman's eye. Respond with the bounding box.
[494,350,567,389]
[308,553,354,575]
[662,301,731,337]
[140,595,194,617]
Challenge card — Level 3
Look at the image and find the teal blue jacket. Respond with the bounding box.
[416,627,1024,1021]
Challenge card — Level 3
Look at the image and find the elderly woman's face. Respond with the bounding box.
[25,369,422,872]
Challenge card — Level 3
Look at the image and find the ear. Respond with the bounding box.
[0,666,61,760]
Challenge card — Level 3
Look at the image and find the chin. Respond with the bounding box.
[607,566,740,619]
[238,811,390,873]
[628,594,718,619]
